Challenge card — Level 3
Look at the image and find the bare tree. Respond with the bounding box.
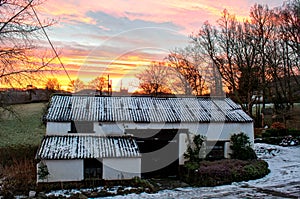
[44,78,61,99]
[68,78,85,93]
[275,0,300,108]
[166,48,208,96]
[279,0,300,62]
[136,62,172,96]
[166,50,193,95]
[45,78,61,91]
[88,76,107,95]
[249,4,276,110]
[189,1,299,120]
[0,0,56,115]
[0,0,56,88]
[232,20,260,116]
[191,11,240,98]
[191,8,271,115]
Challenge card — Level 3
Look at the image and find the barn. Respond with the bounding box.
[37,94,253,182]
[36,135,141,182]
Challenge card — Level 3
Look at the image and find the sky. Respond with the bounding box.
[37,0,284,92]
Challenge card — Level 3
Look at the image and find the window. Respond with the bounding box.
[69,121,94,133]
[206,141,225,160]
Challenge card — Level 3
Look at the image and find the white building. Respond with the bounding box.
[37,94,253,182]
[36,135,141,182]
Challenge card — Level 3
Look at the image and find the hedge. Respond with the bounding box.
[180,159,270,187]
[262,129,300,137]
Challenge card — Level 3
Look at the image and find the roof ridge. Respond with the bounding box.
[44,134,135,138]
[52,93,228,99]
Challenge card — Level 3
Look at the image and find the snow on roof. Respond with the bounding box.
[37,135,141,160]
[45,95,252,123]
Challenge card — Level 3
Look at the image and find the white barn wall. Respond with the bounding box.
[46,122,253,146]
[179,133,188,165]
[37,160,83,182]
[224,142,232,158]
[46,122,70,135]
[95,122,253,142]
[94,122,123,135]
[102,158,141,180]
[197,123,254,144]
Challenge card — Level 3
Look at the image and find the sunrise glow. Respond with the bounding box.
[1,0,284,91]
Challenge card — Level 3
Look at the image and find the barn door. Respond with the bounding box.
[127,129,184,177]
[84,159,103,180]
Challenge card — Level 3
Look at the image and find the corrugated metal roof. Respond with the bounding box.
[37,135,141,160]
[45,95,253,123]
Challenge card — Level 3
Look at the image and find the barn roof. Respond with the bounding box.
[45,95,253,123]
[37,135,141,160]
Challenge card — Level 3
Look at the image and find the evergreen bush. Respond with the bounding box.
[230,133,257,160]
[38,161,50,180]
[183,135,206,169]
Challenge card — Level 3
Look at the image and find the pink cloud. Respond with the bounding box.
[39,0,284,37]
[40,0,264,33]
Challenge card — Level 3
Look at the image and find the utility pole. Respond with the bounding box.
[107,74,112,96]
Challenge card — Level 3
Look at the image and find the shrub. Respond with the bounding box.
[184,135,206,169]
[131,176,153,189]
[261,130,271,138]
[262,128,299,138]
[230,133,257,160]
[243,160,270,180]
[271,122,286,129]
[288,129,300,137]
[267,122,288,137]
[0,158,37,198]
[0,145,38,197]
[264,128,288,137]
[0,145,38,167]
[37,161,50,180]
[181,159,270,187]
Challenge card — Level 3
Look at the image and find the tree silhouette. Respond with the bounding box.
[88,76,107,95]
[68,78,85,93]
[190,2,299,117]
[45,78,61,91]
[136,62,172,96]
[166,49,209,96]
[0,0,56,87]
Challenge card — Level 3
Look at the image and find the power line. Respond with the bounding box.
[30,5,73,85]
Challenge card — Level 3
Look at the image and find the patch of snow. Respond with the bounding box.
[104,143,300,199]
[44,143,299,199]
[124,187,133,191]
[107,186,120,195]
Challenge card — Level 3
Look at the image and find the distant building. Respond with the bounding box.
[36,94,253,182]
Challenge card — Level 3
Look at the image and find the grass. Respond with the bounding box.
[0,103,46,148]
[0,103,46,197]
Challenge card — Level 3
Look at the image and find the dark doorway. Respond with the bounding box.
[127,129,185,178]
[84,159,103,179]
[69,121,94,133]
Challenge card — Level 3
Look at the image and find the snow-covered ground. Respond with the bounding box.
[46,143,300,198]
[105,143,300,199]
